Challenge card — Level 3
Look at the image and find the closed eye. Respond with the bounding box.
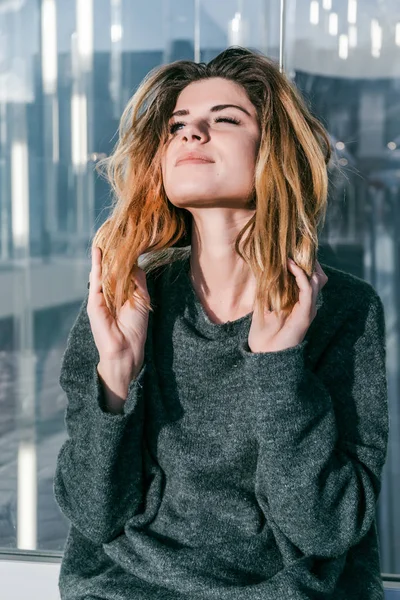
[169,116,241,134]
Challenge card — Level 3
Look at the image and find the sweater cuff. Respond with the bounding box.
[238,338,309,392]
[87,361,147,420]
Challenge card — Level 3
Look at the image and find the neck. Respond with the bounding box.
[188,250,256,315]
[185,209,257,316]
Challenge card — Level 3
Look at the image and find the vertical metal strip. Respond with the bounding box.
[279,0,286,73]
[194,0,201,62]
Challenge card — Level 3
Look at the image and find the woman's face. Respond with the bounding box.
[161,77,261,211]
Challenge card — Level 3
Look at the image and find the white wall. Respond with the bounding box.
[0,559,60,600]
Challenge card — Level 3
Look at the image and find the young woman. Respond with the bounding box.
[54,47,389,599]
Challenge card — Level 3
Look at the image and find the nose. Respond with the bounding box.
[179,120,210,143]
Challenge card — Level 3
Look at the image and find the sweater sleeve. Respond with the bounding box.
[239,289,389,559]
[53,291,148,545]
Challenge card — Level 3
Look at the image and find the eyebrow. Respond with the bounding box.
[170,104,252,119]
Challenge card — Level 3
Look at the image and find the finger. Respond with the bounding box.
[287,259,312,293]
[315,261,329,286]
[90,246,103,295]
[288,259,315,317]
[309,272,320,312]
[310,260,328,309]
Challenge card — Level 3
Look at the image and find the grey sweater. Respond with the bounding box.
[54,253,389,599]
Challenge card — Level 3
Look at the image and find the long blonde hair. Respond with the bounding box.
[93,46,331,321]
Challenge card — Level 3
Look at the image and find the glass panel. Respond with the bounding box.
[285,0,400,575]
[0,0,280,555]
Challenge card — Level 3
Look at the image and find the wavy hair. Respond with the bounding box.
[92,46,331,321]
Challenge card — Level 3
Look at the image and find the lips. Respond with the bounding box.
[176,153,214,166]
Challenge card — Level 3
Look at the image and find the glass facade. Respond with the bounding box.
[0,0,399,581]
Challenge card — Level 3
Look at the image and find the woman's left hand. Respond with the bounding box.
[248,259,329,353]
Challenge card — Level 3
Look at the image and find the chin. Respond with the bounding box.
[168,193,219,206]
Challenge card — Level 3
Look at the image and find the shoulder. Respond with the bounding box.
[320,262,383,313]
[316,262,386,353]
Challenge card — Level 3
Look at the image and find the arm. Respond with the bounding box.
[53,292,148,545]
[240,290,389,558]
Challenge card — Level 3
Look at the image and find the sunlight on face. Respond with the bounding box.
[161,77,261,211]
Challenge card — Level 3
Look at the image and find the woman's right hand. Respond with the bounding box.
[87,244,151,378]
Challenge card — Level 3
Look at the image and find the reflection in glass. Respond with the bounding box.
[18,439,37,549]
[286,0,400,575]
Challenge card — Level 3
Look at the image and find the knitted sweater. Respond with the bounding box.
[54,253,389,600]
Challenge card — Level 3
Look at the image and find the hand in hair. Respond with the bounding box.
[87,244,150,411]
[248,260,328,353]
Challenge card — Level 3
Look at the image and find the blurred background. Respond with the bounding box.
[0,0,399,581]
